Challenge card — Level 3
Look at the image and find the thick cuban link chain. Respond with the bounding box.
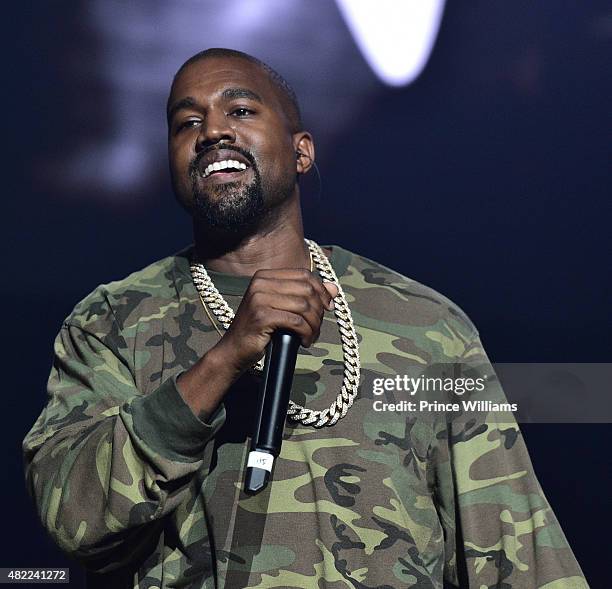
[189,238,360,427]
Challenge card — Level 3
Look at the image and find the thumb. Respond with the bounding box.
[323,281,339,307]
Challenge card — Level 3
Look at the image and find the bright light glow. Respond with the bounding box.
[335,0,446,87]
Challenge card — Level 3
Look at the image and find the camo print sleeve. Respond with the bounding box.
[22,247,589,587]
[22,292,226,573]
[433,332,589,588]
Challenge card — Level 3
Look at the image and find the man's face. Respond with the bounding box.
[167,57,299,231]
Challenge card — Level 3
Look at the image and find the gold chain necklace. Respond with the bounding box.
[189,239,361,427]
[198,253,313,340]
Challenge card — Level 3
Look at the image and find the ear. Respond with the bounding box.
[293,132,315,175]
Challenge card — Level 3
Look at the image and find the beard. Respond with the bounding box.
[185,147,295,234]
[190,171,266,232]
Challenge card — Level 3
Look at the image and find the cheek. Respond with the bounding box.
[256,143,295,177]
[169,143,193,178]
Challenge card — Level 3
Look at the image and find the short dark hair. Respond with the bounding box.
[171,48,303,133]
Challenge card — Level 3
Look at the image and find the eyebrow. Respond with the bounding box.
[167,88,264,122]
[167,97,196,122]
[221,87,263,103]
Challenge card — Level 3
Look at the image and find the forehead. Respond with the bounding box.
[170,56,278,105]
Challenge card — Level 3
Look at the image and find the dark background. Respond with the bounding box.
[7,1,610,586]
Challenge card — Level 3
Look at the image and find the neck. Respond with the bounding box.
[192,192,310,276]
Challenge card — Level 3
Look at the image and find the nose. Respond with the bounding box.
[195,109,236,152]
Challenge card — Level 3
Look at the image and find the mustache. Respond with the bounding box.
[189,144,257,178]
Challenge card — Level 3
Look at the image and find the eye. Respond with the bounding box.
[231,107,254,117]
[176,118,201,133]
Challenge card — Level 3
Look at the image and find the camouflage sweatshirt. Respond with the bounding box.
[23,244,588,589]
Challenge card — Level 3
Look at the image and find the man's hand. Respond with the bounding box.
[215,268,338,374]
[177,269,338,421]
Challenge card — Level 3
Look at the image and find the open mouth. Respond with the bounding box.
[200,159,249,179]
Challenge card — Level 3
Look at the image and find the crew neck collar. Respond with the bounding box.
[175,242,351,296]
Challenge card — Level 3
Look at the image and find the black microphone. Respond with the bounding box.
[244,329,300,494]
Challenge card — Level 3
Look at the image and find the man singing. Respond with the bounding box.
[23,49,587,588]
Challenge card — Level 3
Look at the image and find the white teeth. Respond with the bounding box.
[202,159,248,177]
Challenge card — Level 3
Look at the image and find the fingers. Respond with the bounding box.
[323,281,339,303]
[219,267,341,372]
[251,268,337,311]
[251,307,321,347]
[249,292,325,346]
